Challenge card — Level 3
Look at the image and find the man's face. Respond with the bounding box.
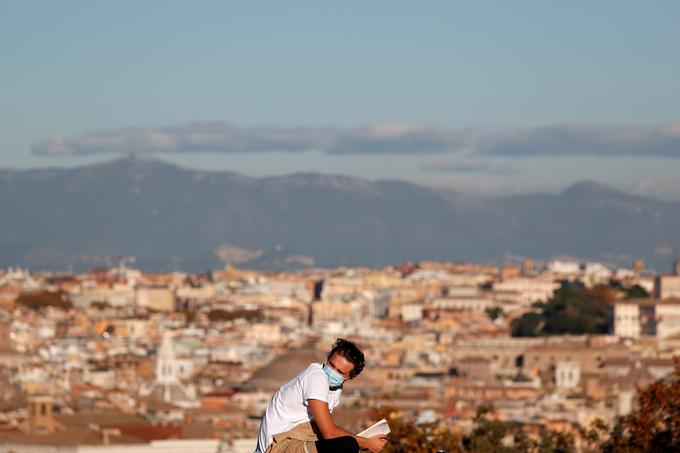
[327,352,354,380]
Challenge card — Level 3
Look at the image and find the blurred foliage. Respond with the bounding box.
[485,307,504,321]
[371,362,680,452]
[511,286,613,337]
[371,407,463,453]
[577,418,610,453]
[623,284,649,300]
[90,300,112,310]
[206,308,263,322]
[600,359,680,452]
[374,405,576,453]
[463,405,575,453]
[15,290,73,311]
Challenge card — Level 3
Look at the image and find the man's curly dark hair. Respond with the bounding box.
[327,338,365,379]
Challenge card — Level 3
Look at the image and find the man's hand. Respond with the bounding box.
[362,434,387,453]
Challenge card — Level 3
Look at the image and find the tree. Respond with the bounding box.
[601,360,680,452]
[464,404,511,452]
[90,301,111,310]
[577,418,609,453]
[511,312,543,337]
[376,404,577,453]
[511,286,611,337]
[623,284,649,300]
[372,408,463,453]
[463,405,575,453]
[15,291,73,311]
[535,429,574,453]
[206,308,263,322]
[486,307,504,321]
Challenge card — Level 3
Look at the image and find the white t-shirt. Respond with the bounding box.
[255,363,343,453]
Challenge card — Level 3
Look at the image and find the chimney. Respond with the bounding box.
[27,396,56,433]
[101,428,121,445]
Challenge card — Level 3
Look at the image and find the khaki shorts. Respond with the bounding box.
[266,422,319,453]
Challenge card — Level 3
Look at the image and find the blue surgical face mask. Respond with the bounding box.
[323,363,346,388]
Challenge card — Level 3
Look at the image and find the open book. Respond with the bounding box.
[356,418,391,438]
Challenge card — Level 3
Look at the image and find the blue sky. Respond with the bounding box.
[2,1,680,198]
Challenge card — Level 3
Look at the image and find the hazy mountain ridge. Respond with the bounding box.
[0,156,678,271]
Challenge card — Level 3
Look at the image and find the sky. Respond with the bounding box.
[2,1,680,198]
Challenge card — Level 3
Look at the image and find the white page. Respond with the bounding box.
[357,418,390,438]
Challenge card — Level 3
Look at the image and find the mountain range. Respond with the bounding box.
[1,155,678,272]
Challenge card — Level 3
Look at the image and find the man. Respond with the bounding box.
[255,338,387,453]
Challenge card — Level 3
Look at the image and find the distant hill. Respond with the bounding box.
[0,155,678,272]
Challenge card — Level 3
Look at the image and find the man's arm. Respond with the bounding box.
[308,399,386,452]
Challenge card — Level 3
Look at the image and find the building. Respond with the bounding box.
[555,362,580,389]
[139,332,197,408]
[136,287,175,312]
[401,303,424,322]
[613,298,680,340]
[655,274,680,299]
[0,321,23,368]
[492,277,559,307]
[432,296,494,312]
[613,302,641,338]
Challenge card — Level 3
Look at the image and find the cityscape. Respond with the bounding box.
[0,256,678,451]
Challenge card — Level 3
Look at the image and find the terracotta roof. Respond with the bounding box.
[643,358,675,366]
[601,357,632,366]
[0,428,144,445]
[460,356,490,363]
[619,365,656,389]
[616,297,680,307]
[243,348,325,392]
[331,407,373,433]
[202,390,236,398]
[139,395,181,412]
[181,422,219,439]
[116,424,182,442]
[343,372,380,390]
[55,410,148,428]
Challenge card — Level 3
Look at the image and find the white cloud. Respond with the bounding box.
[31,122,337,156]
[655,246,674,256]
[476,122,680,157]
[661,120,680,137]
[31,120,680,158]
